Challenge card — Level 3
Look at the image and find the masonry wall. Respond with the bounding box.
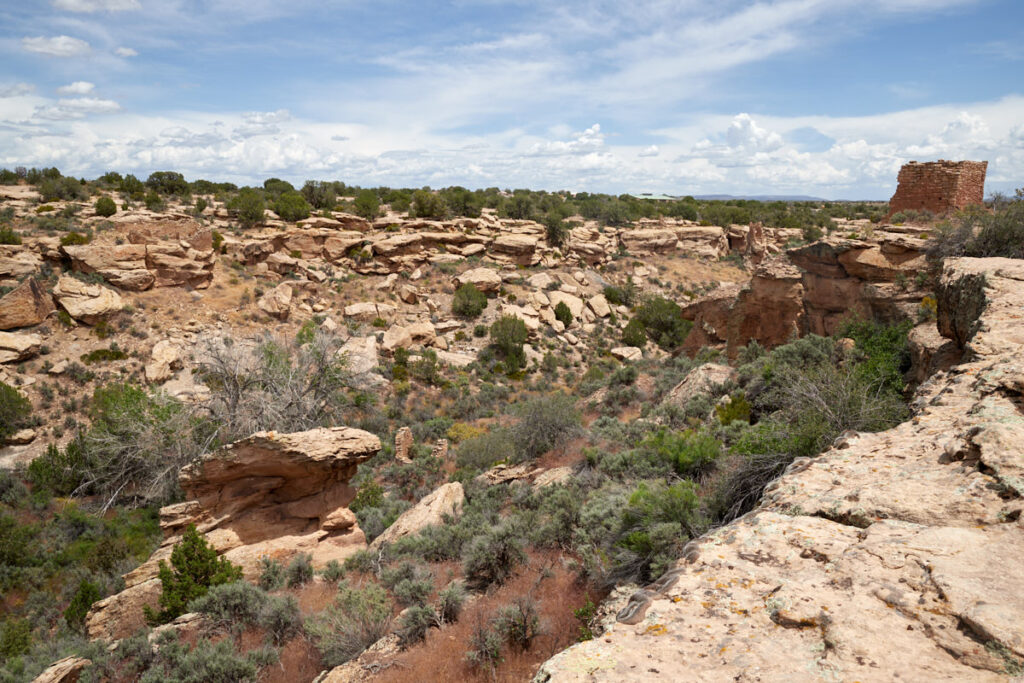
[888,160,987,217]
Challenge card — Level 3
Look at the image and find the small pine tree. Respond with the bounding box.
[94,196,117,217]
[144,524,242,625]
[65,579,101,630]
[554,301,573,327]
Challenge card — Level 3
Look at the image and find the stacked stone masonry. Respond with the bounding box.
[888,159,987,217]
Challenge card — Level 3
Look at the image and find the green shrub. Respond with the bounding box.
[554,301,573,327]
[228,188,265,227]
[633,296,691,349]
[60,231,91,246]
[144,524,243,625]
[621,318,647,347]
[462,523,526,590]
[455,428,514,472]
[144,190,164,212]
[603,282,636,307]
[473,324,488,338]
[305,579,392,667]
[188,580,266,629]
[94,196,117,217]
[437,581,466,624]
[489,315,528,371]
[544,214,568,248]
[0,226,21,245]
[495,597,541,650]
[259,594,302,644]
[641,428,721,479]
[510,393,580,461]
[715,391,751,425]
[194,197,208,215]
[210,229,223,253]
[353,190,380,220]
[411,190,446,219]
[452,283,488,318]
[146,171,189,195]
[615,480,701,581]
[64,579,101,631]
[0,381,31,441]
[285,553,313,588]
[81,346,127,364]
[274,191,311,222]
[0,618,31,658]
[397,604,437,647]
[320,559,345,583]
[137,633,274,683]
[258,556,285,591]
[465,613,502,670]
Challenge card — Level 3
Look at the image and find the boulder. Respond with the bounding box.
[343,302,397,322]
[87,427,380,641]
[548,291,584,319]
[454,267,502,294]
[257,283,292,320]
[610,346,642,362]
[339,336,384,388]
[664,363,737,408]
[490,234,538,265]
[0,331,42,363]
[381,321,436,352]
[0,246,42,286]
[52,275,123,325]
[32,656,91,683]
[0,278,54,330]
[587,294,611,318]
[368,482,464,551]
[144,340,183,383]
[62,244,154,291]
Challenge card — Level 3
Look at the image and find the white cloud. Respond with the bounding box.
[234,109,291,138]
[52,0,140,11]
[638,145,659,157]
[33,97,121,120]
[56,81,95,95]
[0,83,35,98]
[527,124,605,156]
[114,47,138,57]
[22,35,91,57]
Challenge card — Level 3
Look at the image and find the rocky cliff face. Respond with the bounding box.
[85,427,379,641]
[537,257,1024,681]
[682,233,927,356]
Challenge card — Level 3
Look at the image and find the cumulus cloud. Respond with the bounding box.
[56,81,95,95]
[159,126,228,148]
[638,145,659,157]
[234,109,291,138]
[0,83,35,98]
[52,0,140,11]
[528,123,605,156]
[22,35,91,57]
[114,47,138,57]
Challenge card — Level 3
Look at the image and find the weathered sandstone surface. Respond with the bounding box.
[538,257,1024,681]
[86,427,380,641]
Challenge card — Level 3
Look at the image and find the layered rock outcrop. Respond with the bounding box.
[86,427,380,641]
[538,257,1024,681]
[62,231,215,291]
[682,234,927,356]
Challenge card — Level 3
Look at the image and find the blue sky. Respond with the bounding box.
[1,0,1022,198]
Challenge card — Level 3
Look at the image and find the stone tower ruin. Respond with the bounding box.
[887,159,987,217]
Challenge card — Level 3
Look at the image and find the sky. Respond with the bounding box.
[1,0,1022,199]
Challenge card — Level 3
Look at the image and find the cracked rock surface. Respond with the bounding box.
[537,257,1024,682]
